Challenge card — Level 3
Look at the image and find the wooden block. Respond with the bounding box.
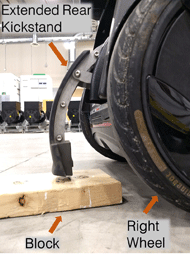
[0,169,122,218]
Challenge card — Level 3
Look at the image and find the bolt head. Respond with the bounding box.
[75,70,81,78]
[94,51,99,57]
[56,135,63,142]
[60,101,66,108]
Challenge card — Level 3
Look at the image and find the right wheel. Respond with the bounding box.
[108,0,190,211]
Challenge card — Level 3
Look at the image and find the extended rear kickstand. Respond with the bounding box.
[49,45,103,177]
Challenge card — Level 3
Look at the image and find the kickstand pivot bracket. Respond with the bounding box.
[49,46,103,177]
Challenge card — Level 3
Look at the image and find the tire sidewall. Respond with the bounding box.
[107,0,190,210]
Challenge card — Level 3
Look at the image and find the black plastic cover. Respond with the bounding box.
[51,142,73,177]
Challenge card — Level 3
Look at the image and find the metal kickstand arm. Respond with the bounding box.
[49,45,103,177]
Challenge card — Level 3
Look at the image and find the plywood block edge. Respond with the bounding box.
[0,169,122,218]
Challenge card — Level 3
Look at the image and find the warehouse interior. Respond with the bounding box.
[1,0,190,253]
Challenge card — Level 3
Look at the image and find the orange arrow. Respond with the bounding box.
[49,216,62,234]
[48,42,68,66]
[143,196,158,214]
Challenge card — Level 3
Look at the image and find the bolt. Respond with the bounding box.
[75,70,81,78]
[94,51,99,57]
[56,135,63,142]
[60,101,66,108]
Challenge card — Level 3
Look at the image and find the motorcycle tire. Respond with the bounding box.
[108,0,190,211]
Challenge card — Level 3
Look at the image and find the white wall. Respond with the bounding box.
[0,40,94,88]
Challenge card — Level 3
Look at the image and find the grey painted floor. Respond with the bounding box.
[0,132,190,253]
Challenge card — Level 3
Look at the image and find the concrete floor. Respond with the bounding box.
[0,132,190,253]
